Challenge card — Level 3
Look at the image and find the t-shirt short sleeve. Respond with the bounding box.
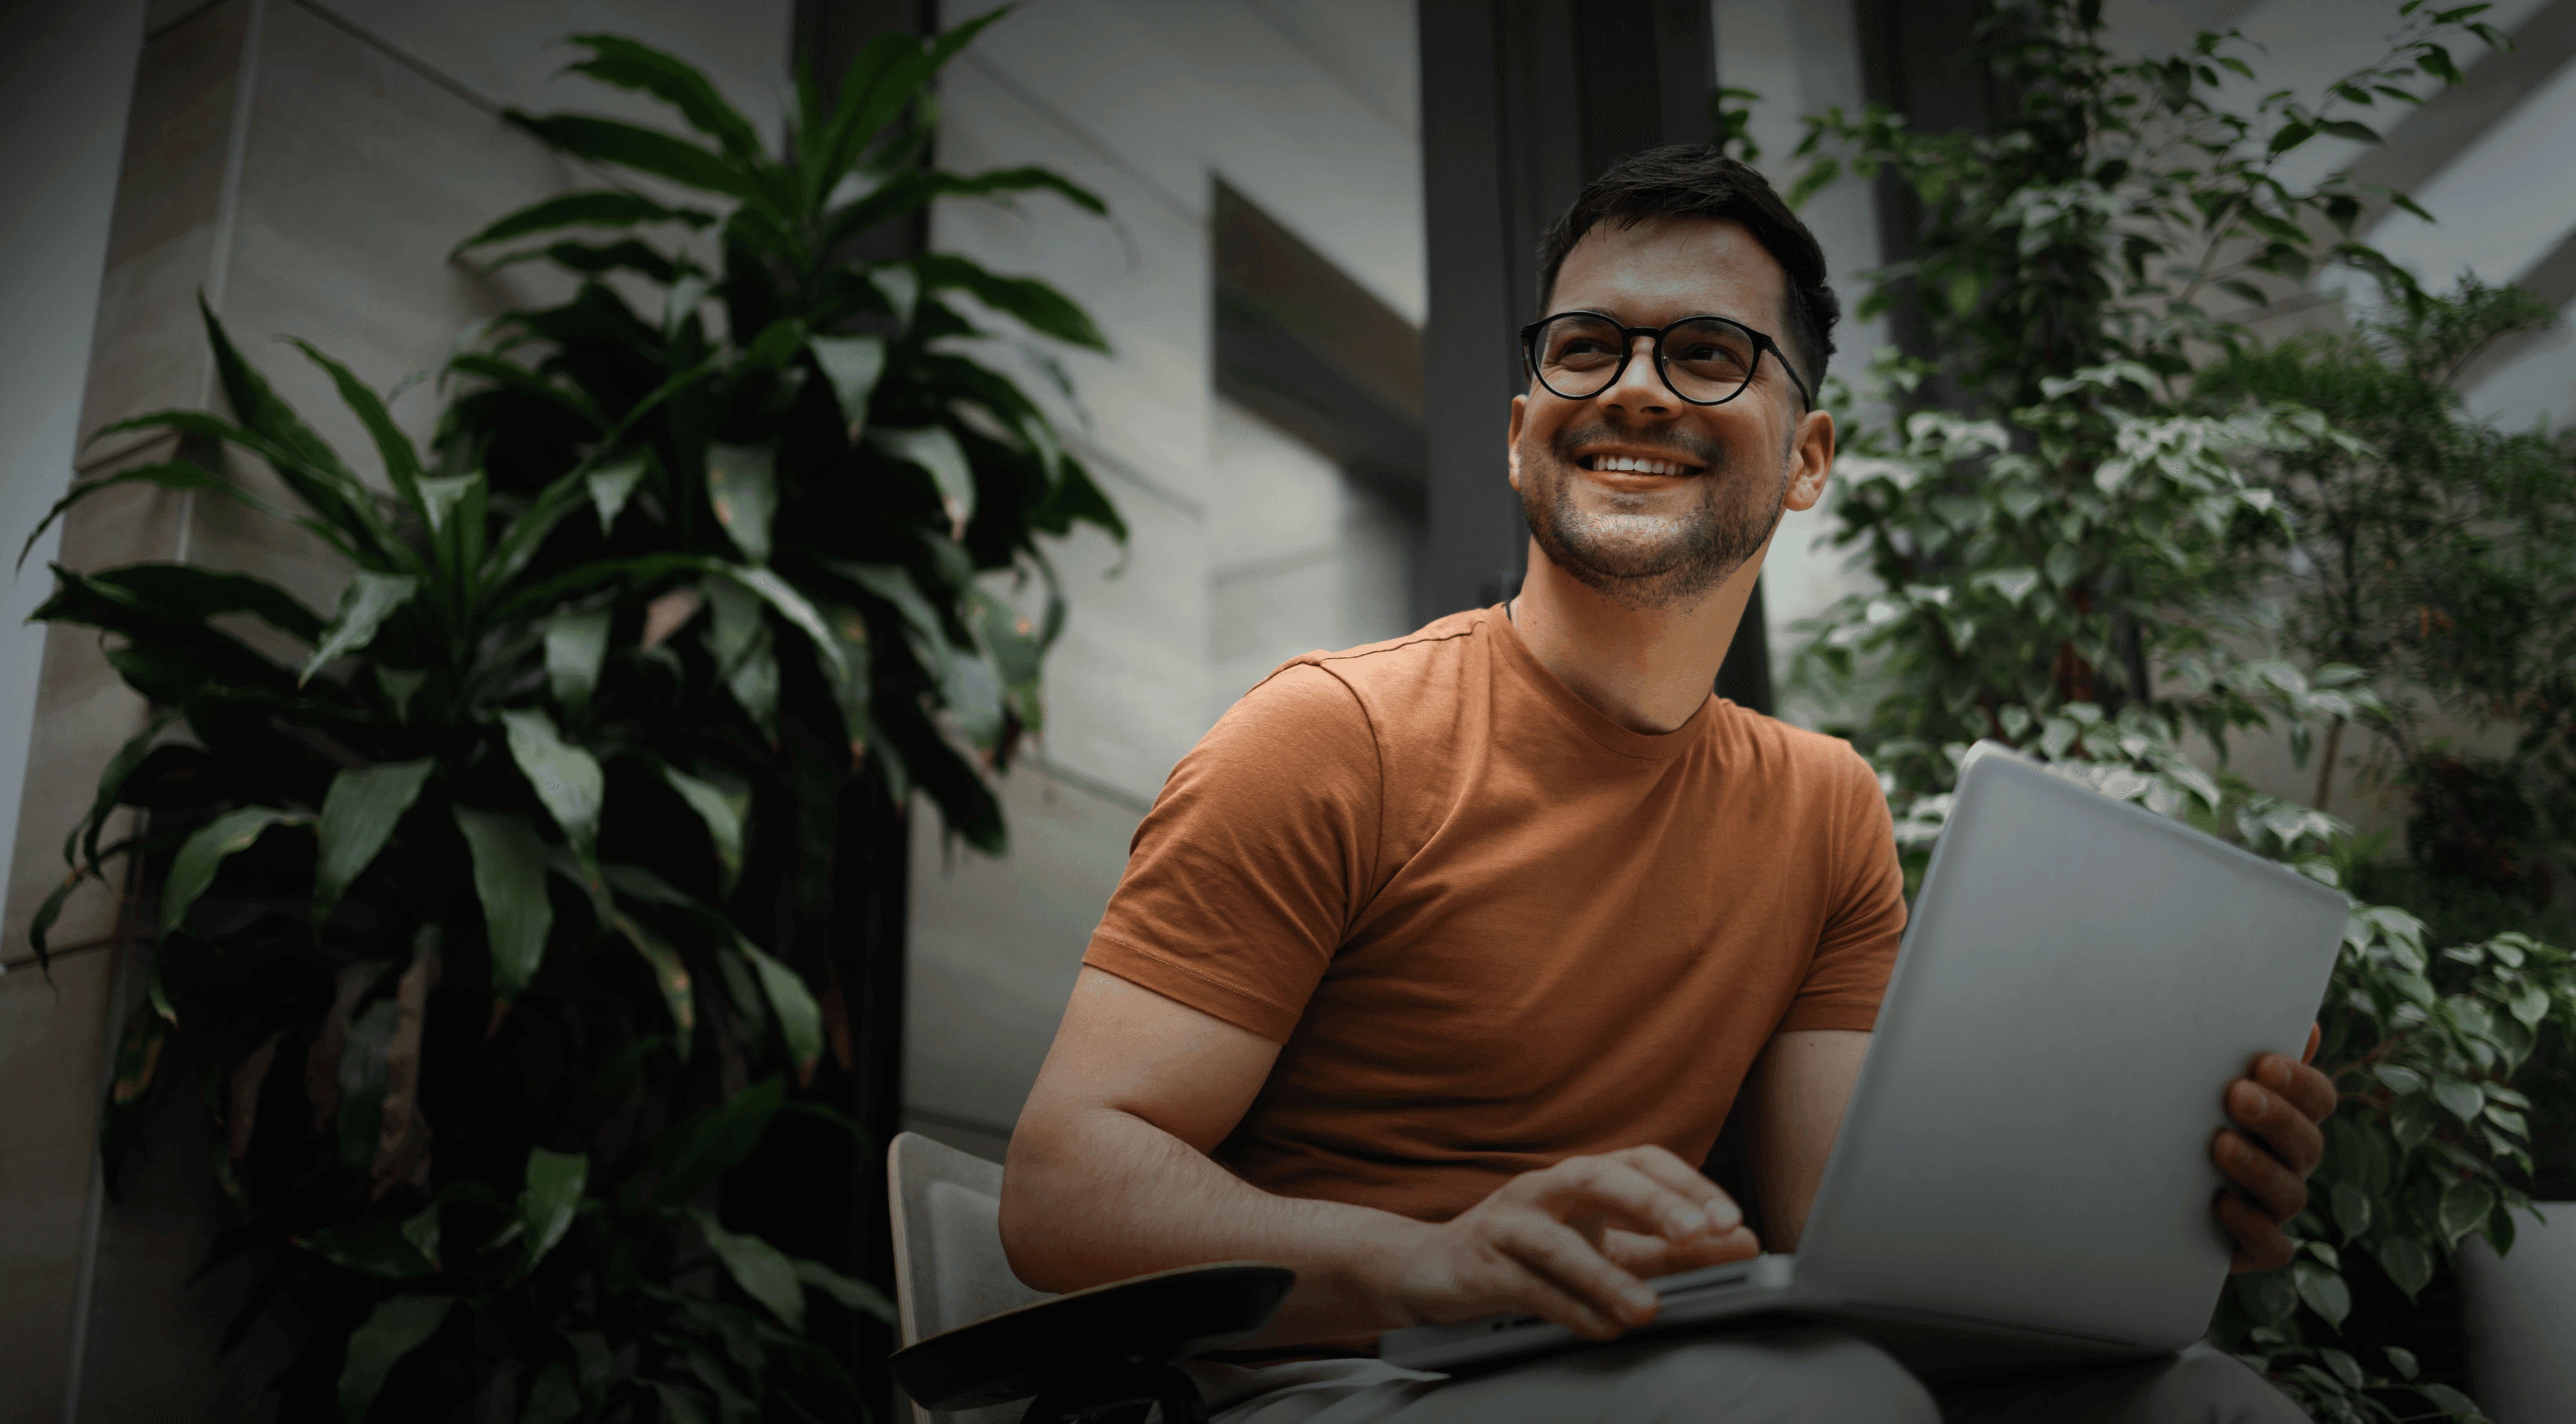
[1777,750,1907,1034]
[1084,663,1380,1043]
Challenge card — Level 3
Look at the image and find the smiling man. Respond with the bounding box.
[999,148,2333,1422]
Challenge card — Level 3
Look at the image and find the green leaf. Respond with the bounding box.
[501,113,760,201]
[452,809,555,998]
[740,943,823,1084]
[649,1076,784,1206]
[560,35,765,162]
[613,914,696,1039]
[2318,119,2381,143]
[714,566,848,682]
[545,610,612,720]
[482,465,599,593]
[586,453,648,536]
[2416,1381,2480,1416]
[452,190,715,253]
[2439,1179,2494,1245]
[338,1296,456,1421]
[287,339,426,516]
[2384,1345,2419,1379]
[516,1147,588,1278]
[705,444,777,565]
[519,1361,582,1424]
[2376,1235,2434,1299]
[67,707,181,876]
[702,577,779,737]
[314,761,435,920]
[2330,1181,2372,1240]
[870,424,975,531]
[194,301,399,566]
[160,807,311,939]
[501,709,606,864]
[377,667,426,722]
[2292,1259,2350,1328]
[2433,1076,2484,1125]
[2390,1093,2435,1148]
[19,461,286,575]
[2268,121,2314,154]
[808,334,886,437]
[696,1213,804,1332]
[81,564,325,644]
[650,1384,712,1424]
[297,1217,438,1279]
[911,253,1109,351]
[300,571,421,684]
[662,764,747,893]
[792,1257,897,1325]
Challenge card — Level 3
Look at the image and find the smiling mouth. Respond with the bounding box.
[1580,453,1702,477]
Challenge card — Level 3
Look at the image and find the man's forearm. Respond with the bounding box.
[999,1103,1432,1345]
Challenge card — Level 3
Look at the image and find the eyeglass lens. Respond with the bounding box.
[1531,314,1761,404]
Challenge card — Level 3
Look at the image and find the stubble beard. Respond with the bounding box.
[1519,419,1790,612]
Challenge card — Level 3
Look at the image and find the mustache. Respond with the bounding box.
[1546,421,1723,470]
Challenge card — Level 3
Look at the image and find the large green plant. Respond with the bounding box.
[21,20,1117,1421]
[1786,3,2576,1418]
[2198,279,2576,876]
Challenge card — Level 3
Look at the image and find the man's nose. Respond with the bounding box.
[1596,334,1674,415]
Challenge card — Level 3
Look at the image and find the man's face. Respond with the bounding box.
[1507,216,1830,612]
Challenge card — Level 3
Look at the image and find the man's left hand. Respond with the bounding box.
[2211,1023,2340,1272]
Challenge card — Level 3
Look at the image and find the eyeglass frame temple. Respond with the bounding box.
[1516,311,1814,412]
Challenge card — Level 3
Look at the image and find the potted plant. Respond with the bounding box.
[22,18,1118,1420]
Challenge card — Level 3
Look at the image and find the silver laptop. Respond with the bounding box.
[1382,741,2350,1372]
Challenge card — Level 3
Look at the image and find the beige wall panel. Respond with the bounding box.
[905,769,1146,1138]
[931,58,1215,513]
[0,950,120,1423]
[213,0,572,496]
[1019,491,1210,810]
[320,0,792,138]
[77,0,245,463]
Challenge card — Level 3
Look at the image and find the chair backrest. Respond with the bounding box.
[887,1132,1056,1423]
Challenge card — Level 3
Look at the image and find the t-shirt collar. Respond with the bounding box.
[1480,604,1714,761]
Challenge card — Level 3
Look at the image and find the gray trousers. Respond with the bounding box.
[1191,1331,2308,1423]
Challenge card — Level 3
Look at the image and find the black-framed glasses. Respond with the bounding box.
[1518,311,1813,411]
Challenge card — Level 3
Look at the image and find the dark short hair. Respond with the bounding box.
[1535,146,1840,399]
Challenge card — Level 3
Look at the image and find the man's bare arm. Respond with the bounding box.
[1738,1029,1871,1252]
[1002,968,1755,1345]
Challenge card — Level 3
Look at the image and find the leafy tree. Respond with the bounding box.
[2199,277,2576,877]
[21,20,1117,1420]
[1787,3,2576,1417]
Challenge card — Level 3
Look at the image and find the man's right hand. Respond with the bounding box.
[1385,1145,1760,1340]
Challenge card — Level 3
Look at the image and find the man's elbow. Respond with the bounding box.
[996,1120,1089,1294]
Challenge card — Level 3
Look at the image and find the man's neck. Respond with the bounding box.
[1505,534,1769,735]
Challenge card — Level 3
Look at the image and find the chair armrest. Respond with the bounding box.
[888,1261,1296,1414]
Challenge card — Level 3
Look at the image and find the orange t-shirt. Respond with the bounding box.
[1083,607,1906,1224]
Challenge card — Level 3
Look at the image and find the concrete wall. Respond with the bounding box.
[0,3,146,1420]
[902,0,1427,1161]
[0,4,791,1417]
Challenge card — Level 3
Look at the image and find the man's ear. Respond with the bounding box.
[1506,394,1529,492]
[1781,407,1835,512]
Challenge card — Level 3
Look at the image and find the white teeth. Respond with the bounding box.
[1590,455,1685,475]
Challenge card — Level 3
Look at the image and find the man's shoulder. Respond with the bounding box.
[1233,609,1491,726]
[1704,703,1888,814]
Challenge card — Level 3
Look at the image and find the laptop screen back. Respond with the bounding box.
[1792,744,2349,1349]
